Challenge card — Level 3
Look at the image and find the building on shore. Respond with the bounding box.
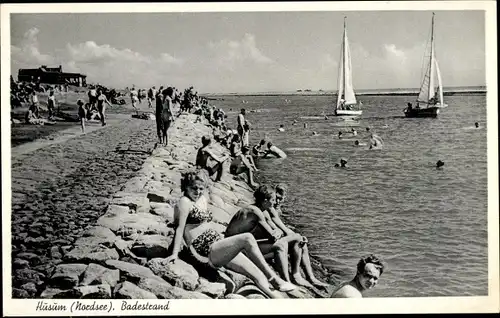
[17,65,87,87]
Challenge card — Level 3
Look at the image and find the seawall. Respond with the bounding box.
[31,113,331,299]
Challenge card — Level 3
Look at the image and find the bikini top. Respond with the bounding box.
[186,195,213,224]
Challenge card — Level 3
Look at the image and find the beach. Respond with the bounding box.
[10,94,333,299]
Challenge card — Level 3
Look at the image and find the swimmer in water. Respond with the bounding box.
[338,131,343,139]
[369,133,384,150]
[292,119,298,126]
[334,158,347,168]
[331,254,385,298]
[475,122,479,128]
[278,124,285,132]
[263,142,287,159]
[324,115,329,120]
[304,123,308,129]
[436,160,445,169]
[312,131,318,136]
[354,140,367,147]
[366,127,370,132]
[351,128,357,136]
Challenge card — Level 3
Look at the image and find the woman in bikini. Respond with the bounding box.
[165,170,296,298]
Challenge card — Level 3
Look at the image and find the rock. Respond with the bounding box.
[219,269,251,293]
[78,226,118,247]
[147,258,199,291]
[13,288,30,298]
[225,293,247,299]
[111,192,150,214]
[80,263,120,287]
[97,209,171,237]
[50,264,88,289]
[17,252,41,266]
[145,180,173,203]
[13,258,29,269]
[64,245,120,265]
[120,176,149,193]
[105,260,157,282]
[40,287,70,299]
[113,281,157,299]
[137,277,211,299]
[60,245,73,255]
[50,246,62,259]
[14,268,45,286]
[72,284,112,299]
[149,202,175,221]
[195,277,226,298]
[20,282,38,296]
[131,234,173,259]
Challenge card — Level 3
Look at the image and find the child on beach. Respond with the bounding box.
[166,170,295,299]
[77,99,88,133]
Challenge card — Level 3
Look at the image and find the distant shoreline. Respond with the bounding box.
[204,90,486,97]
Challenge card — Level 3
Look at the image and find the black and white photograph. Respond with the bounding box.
[2,1,498,315]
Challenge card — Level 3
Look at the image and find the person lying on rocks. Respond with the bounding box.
[230,146,259,189]
[196,135,230,182]
[165,170,296,298]
[272,183,330,289]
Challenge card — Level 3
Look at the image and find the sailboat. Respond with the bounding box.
[334,17,362,117]
[404,13,448,118]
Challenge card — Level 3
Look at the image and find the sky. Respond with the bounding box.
[10,10,486,93]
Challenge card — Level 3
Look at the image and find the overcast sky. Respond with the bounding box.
[10,10,485,93]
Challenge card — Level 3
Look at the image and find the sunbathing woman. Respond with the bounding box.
[165,170,296,298]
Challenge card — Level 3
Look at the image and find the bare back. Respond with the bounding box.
[225,205,269,239]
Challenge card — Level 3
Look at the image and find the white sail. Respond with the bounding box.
[336,18,357,109]
[343,29,357,105]
[336,45,345,109]
[435,58,444,105]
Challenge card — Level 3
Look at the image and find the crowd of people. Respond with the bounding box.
[149,88,386,299]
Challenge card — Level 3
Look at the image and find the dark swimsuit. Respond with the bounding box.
[186,199,224,265]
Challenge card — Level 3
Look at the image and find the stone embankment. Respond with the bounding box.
[11,117,158,298]
[12,113,332,299]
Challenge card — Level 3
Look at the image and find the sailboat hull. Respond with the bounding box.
[335,109,363,116]
[404,106,440,118]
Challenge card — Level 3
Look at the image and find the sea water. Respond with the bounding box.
[214,94,488,297]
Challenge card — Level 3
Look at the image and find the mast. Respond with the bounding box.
[427,12,436,105]
[343,16,347,102]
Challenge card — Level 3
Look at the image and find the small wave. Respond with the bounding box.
[299,116,324,120]
[286,147,325,152]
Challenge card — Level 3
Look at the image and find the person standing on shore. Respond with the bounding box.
[155,87,174,146]
[77,99,87,133]
[237,108,247,146]
[88,85,98,110]
[30,91,40,118]
[331,254,385,298]
[47,90,56,120]
[147,86,156,108]
[96,89,111,126]
[130,86,139,114]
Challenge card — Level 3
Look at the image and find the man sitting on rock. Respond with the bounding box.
[195,135,230,182]
[229,145,259,189]
[225,185,305,289]
[272,184,330,289]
